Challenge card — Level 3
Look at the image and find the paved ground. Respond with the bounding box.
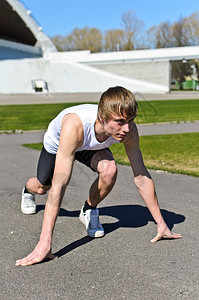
[0,132,198,299]
[0,90,199,105]
[0,92,199,299]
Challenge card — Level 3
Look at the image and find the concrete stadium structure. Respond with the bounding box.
[1,0,199,94]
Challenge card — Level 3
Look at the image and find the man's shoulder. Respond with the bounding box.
[71,104,98,111]
[61,114,84,145]
[62,104,97,122]
[72,104,98,121]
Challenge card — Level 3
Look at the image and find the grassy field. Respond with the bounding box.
[2,99,199,177]
[0,99,199,131]
[110,133,199,177]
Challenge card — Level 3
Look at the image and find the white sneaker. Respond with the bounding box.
[79,207,104,238]
[21,187,36,214]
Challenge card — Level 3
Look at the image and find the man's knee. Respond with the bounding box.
[37,183,51,195]
[134,175,148,188]
[98,160,117,184]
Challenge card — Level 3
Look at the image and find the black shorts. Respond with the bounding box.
[37,146,111,186]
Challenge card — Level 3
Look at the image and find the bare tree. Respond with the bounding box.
[120,10,144,50]
[146,21,173,48]
[184,12,199,46]
[54,27,103,53]
[146,26,158,49]
[147,13,199,49]
[104,29,124,51]
[172,18,189,47]
[50,35,65,51]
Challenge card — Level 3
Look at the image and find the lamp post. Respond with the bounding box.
[191,64,197,91]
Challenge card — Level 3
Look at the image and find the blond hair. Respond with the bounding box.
[98,86,138,122]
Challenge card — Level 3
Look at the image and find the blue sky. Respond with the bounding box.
[21,0,199,37]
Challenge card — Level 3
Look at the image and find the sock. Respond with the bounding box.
[24,186,34,195]
[83,200,96,213]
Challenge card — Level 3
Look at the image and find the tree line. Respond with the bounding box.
[51,10,199,89]
[51,11,199,52]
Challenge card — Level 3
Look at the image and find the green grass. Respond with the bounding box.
[0,103,83,131]
[23,143,43,151]
[23,132,199,177]
[137,99,199,124]
[0,99,199,130]
[110,133,199,177]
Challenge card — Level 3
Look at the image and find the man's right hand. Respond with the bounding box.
[15,241,57,266]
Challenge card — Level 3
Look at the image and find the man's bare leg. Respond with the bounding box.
[88,150,117,207]
[79,149,117,237]
[21,178,51,214]
[26,177,51,195]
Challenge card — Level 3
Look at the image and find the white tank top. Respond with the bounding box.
[43,104,118,154]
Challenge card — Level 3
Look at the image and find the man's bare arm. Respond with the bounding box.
[124,123,182,242]
[15,114,84,266]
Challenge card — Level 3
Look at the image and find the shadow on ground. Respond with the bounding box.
[36,204,185,260]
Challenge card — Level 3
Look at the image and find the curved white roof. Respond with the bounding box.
[0,0,57,54]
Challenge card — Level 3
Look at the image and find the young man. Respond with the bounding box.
[16,86,181,266]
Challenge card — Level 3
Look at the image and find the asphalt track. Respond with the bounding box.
[0,93,199,299]
[0,90,199,105]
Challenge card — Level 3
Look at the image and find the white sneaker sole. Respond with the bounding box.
[21,207,36,214]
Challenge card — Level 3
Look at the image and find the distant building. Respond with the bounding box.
[1,0,199,94]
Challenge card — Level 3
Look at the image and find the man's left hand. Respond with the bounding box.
[150,225,182,243]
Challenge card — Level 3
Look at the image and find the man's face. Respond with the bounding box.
[103,114,135,142]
